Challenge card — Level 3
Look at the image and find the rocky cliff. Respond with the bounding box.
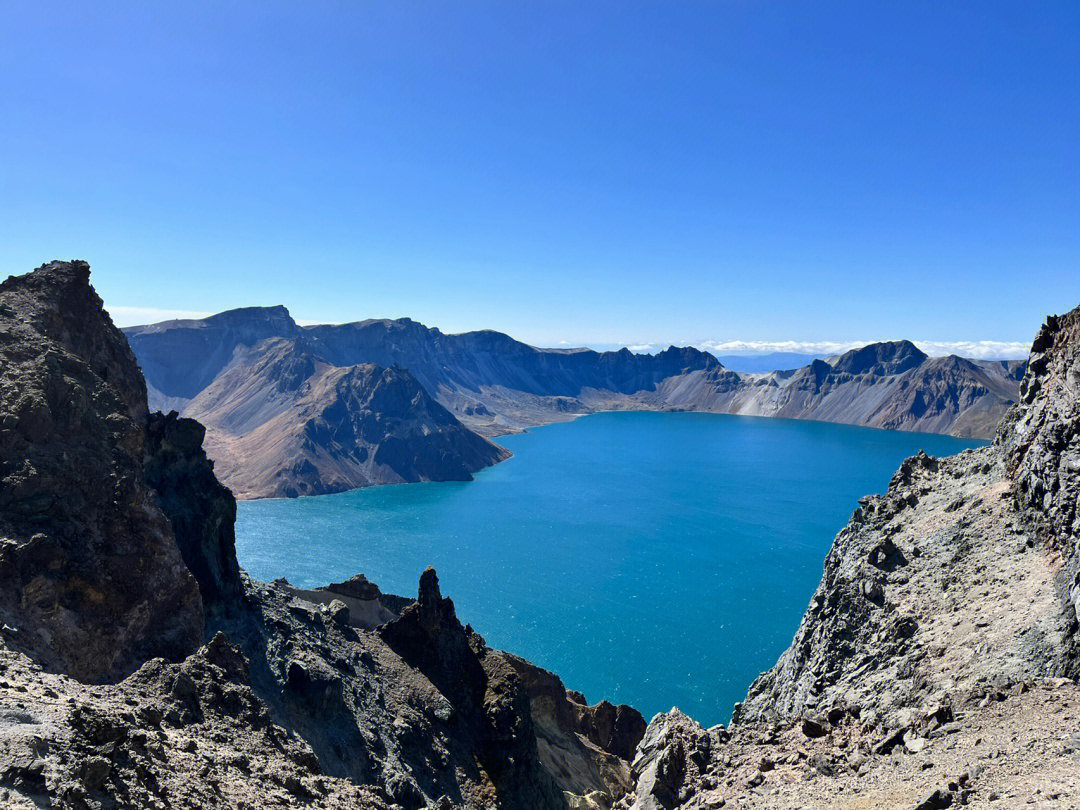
[0,261,204,682]
[0,262,644,810]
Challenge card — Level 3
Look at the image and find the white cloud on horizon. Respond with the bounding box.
[696,339,1031,360]
[612,339,1031,360]
[910,340,1031,360]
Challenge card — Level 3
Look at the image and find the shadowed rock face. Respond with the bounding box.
[377,568,566,810]
[0,261,203,682]
[501,651,646,799]
[143,411,244,611]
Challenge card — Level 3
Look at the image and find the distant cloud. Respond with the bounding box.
[626,343,659,353]
[912,340,1031,360]
[107,305,212,327]
[694,339,1030,360]
[696,339,869,357]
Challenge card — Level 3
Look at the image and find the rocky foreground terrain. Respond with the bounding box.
[0,262,643,810]
[125,306,1021,498]
[1,259,1078,810]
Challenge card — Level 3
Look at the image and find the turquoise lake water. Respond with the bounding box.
[235,411,984,726]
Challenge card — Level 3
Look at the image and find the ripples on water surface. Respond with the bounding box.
[236,411,984,725]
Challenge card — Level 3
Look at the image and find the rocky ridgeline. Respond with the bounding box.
[126,305,1022,500]
[0,262,643,809]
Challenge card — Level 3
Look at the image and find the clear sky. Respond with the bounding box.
[2,2,1077,356]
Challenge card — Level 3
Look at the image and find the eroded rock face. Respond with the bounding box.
[502,652,646,801]
[377,567,566,809]
[729,307,1080,732]
[1003,309,1080,621]
[0,261,203,682]
[144,410,243,611]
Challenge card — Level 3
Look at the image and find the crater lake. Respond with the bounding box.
[236,411,984,725]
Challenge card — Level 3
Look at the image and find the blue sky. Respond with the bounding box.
[2,2,1077,356]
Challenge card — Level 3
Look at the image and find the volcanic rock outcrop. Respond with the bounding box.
[0,261,203,682]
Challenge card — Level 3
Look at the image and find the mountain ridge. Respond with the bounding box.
[125,307,1023,498]
[183,336,511,498]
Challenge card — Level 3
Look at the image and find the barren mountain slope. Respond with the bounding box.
[182,337,509,498]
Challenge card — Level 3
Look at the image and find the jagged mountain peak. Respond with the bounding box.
[3,259,149,421]
[830,339,929,376]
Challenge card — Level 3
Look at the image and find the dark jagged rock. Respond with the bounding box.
[143,410,243,611]
[379,567,487,712]
[378,568,566,809]
[0,261,203,682]
[623,709,714,810]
